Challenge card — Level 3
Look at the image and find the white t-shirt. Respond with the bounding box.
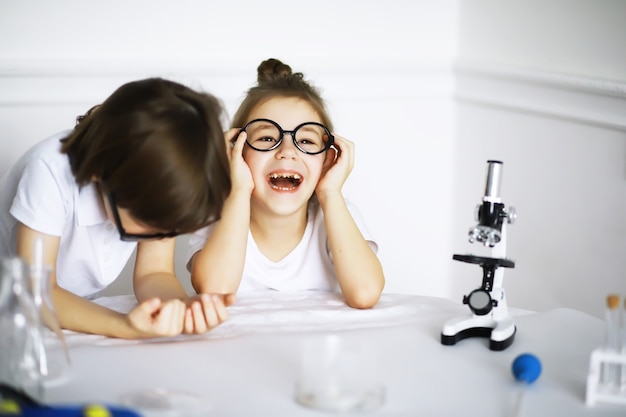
[0,131,136,298]
[187,201,378,293]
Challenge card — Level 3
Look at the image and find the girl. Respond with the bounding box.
[188,59,384,309]
[0,78,233,338]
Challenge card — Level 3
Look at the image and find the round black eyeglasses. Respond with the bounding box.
[240,119,334,155]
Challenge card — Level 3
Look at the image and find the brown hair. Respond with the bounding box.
[61,78,231,234]
[231,58,333,130]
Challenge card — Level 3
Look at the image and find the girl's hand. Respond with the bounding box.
[225,128,254,194]
[182,294,230,334]
[126,298,186,337]
[316,134,355,198]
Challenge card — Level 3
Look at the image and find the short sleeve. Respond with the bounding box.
[9,158,70,236]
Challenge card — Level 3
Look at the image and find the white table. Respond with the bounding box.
[43,291,625,416]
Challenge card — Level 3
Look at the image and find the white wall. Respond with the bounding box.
[452,0,626,318]
[0,1,458,299]
[457,0,626,81]
[2,0,625,319]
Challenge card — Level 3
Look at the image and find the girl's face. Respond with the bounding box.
[243,97,327,216]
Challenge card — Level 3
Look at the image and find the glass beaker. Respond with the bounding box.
[295,332,385,412]
[0,257,44,401]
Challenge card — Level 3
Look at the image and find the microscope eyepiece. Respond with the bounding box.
[484,160,503,202]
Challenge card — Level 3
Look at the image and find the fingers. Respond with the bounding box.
[185,298,211,334]
[227,130,254,193]
[322,134,353,171]
[197,295,219,332]
[128,298,186,338]
[127,298,161,332]
[129,295,231,338]
[135,297,162,317]
[330,135,354,162]
[183,294,229,334]
[156,299,186,335]
[231,131,247,155]
[224,128,247,152]
[224,127,241,145]
[184,308,194,334]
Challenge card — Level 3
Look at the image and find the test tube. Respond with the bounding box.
[601,294,621,386]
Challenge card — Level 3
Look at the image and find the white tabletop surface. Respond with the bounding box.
[43,291,625,417]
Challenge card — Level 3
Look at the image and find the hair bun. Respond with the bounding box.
[257,58,293,84]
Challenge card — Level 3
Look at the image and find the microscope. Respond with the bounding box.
[441,160,517,351]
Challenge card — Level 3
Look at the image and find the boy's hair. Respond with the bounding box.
[61,77,231,234]
[231,58,333,130]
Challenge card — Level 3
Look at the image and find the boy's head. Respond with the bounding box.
[62,77,231,235]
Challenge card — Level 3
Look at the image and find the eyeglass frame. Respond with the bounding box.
[240,118,335,155]
[106,191,180,242]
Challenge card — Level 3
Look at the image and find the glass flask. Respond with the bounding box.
[0,257,43,401]
[29,238,71,385]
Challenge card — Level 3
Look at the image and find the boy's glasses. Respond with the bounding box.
[106,192,179,242]
[241,119,334,155]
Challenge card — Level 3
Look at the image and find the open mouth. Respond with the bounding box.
[268,172,303,191]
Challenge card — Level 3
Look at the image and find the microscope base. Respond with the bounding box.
[441,314,516,351]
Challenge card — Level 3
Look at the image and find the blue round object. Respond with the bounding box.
[512,353,542,384]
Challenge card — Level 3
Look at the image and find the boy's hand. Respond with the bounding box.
[126,298,186,337]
